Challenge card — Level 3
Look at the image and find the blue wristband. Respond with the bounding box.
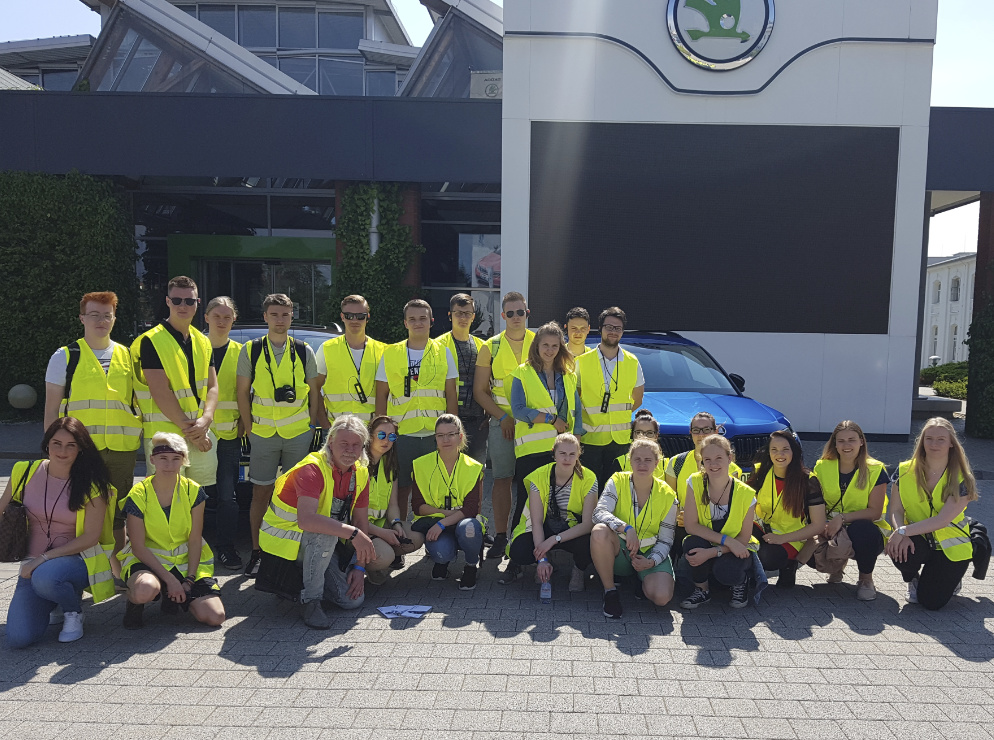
[538,557,550,564]
[624,525,633,533]
[353,565,366,573]
[436,521,446,530]
[499,413,508,422]
[720,534,727,546]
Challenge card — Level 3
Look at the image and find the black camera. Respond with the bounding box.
[274,385,296,403]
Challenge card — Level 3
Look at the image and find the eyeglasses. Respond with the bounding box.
[169,297,199,306]
[452,310,475,319]
[601,324,624,333]
[83,312,114,321]
[343,312,368,321]
[632,429,657,439]
[435,431,461,441]
[505,309,529,317]
[690,426,716,435]
[376,431,398,441]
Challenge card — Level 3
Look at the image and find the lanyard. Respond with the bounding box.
[599,349,620,393]
[262,337,297,388]
[549,467,573,520]
[434,453,458,510]
[41,464,70,550]
[769,474,783,519]
[629,480,653,543]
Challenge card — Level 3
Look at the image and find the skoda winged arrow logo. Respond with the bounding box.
[667,0,775,71]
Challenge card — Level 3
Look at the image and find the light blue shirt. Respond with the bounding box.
[510,368,583,436]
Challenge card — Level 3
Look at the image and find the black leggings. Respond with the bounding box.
[507,521,592,570]
[755,524,795,572]
[892,534,970,610]
[511,452,552,535]
[684,534,750,587]
[846,519,885,574]
[582,441,628,492]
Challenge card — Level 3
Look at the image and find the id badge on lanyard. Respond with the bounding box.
[331,473,357,521]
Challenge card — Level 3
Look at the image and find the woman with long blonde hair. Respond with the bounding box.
[886,418,978,610]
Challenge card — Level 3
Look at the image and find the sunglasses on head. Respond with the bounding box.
[343,312,368,321]
[505,309,529,317]
[376,431,398,441]
[169,297,199,306]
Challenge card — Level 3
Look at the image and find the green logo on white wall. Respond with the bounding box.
[667,0,775,71]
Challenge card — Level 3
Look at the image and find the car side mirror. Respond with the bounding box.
[729,373,746,393]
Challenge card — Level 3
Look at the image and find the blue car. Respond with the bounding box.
[590,332,791,467]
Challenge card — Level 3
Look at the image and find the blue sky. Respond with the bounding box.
[1,0,989,254]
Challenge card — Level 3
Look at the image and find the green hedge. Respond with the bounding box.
[0,171,138,417]
[966,276,994,438]
[932,379,968,400]
[919,360,969,386]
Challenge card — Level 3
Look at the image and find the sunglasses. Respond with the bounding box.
[343,312,368,321]
[168,297,199,306]
[376,431,398,441]
[505,309,529,317]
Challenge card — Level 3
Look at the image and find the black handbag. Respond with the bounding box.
[0,461,40,562]
[963,517,991,580]
[254,551,303,602]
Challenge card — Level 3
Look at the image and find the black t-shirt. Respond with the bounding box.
[452,337,483,418]
[141,321,200,402]
[824,466,889,514]
[211,341,230,370]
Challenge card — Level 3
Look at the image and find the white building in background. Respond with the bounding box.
[922,252,976,368]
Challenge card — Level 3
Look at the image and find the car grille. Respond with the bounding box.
[657,433,769,467]
[658,435,694,457]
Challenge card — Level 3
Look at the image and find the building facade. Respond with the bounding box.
[922,252,976,367]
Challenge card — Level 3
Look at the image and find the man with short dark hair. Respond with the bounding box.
[315,294,384,425]
[437,293,488,464]
[565,307,592,357]
[239,293,322,578]
[576,307,645,488]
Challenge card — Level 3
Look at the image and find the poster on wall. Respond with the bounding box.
[472,290,498,337]
[459,234,501,288]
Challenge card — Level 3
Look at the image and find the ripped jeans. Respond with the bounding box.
[424,518,483,567]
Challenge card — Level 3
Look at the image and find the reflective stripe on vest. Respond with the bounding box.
[897,460,972,561]
[576,348,639,446]
[688,474,759,546]
[367,463,393,528]
[411,452,483,525]
[486,330,534,415]
[212,340,242,441]
[59,342,141,452]
[320,336,384,422]
[382,340,449,435]
[249,338,311,440]
[510,462,596,545]
[609,471,677,552]
[512,365,578,458]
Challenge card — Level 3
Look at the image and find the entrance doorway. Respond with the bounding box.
[201,259,332,324]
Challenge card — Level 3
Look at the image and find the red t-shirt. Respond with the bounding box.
[277,463,369,510]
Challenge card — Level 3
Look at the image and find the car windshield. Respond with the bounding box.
[625,342,737,395]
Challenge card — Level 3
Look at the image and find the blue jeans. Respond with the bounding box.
[425,518,483,566]
[6,555,88,648]
[207,436,242,549]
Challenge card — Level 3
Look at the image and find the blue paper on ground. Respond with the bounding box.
[378,605,432,619]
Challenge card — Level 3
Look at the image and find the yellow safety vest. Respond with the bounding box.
[12,461,116,604]
[510,462,596,545]
[118,476,214,580]
[131,324,211,437]
[897,460,972,561]
[753,468,808,551]
[260,452,370,560]
[367,460,394,529]
[609,471,677,555]
[247,338,311,439]
[813,457,891,535]
[577,348,639,445]
[320,335,385,423]
[412,452,483,524]
[668,450,742,508]
[484,330,535,416]
[58,341,141,452]
[615,452,668,481]
[211,339,242,441]
[438,331,484,413]
[382,339,449,435]
[513,364,578,458]
[688,473,759,546]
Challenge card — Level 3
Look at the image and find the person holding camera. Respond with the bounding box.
[238,294,322,578]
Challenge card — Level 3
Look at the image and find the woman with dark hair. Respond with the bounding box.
[2,417,116,647]
[813,420,890,600]
[613,410,667,479]
[363,416,425,583]
[509,322,582,532]
[747,430,826,589]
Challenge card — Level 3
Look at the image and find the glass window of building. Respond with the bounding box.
[279,7,317,49]
[318,12,364,49]
[951,277,960,302]
[175,5,196,16]
[318,57,363,96]
[279,57,317,92]
[198,5,237,42]
[239,6,277,48]
[40,70,79,91]
[115,38,162,91]
[366,70,396,96]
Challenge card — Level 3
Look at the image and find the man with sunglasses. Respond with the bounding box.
[436,294,488,465]
[375,299,459,520]
[238,293,322,578]
[315,295,385,427]
[575,307,645,489]
[131,275,219,487]
[473,291,535,560]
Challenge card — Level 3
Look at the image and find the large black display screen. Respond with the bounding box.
[528,122,900,334]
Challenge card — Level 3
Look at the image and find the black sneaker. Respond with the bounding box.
[633,581,646,601]
[486,533,508,560]
[217,547,243,571]
[123,601,145,630]
[776,561,798,589]
[497,563,522,585]
[730,582,749,609]
[161,596,180,615]
[459,565,478,591]
[431,563,449,581]
[603,589,622,619]
[390,554,405,570]
[244,549,262,578]
[681,587,711,609]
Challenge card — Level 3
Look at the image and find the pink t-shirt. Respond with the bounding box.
[21,462,77,558]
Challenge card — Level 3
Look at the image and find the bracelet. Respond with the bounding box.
[720,534,727,546]
[40,553,49,562]
[348,527,359,540]
[436,521,446,530]
[538,557,550,564]
[353,565,366,573]
[624,525,633,533]
[392,518,403,525]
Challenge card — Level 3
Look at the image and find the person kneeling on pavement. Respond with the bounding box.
[259,414,376,629]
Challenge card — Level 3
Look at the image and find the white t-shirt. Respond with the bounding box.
[315,343,366,376]
[577,347,645,392]
[45,342,117,386]
[375,346,458,383]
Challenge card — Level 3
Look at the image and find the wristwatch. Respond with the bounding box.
[555,534,562,543]
[896,526,907,537]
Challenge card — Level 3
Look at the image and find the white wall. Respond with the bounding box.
[922,255,976,367]
[502,0,937,434]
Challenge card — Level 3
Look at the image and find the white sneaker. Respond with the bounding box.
[907,577,919,604]
[49,607,63,626]
[58,612,84,643]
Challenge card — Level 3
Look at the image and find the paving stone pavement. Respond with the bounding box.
[0,418,993,739]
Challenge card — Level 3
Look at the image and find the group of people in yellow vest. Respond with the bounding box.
[0,281,981,644]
